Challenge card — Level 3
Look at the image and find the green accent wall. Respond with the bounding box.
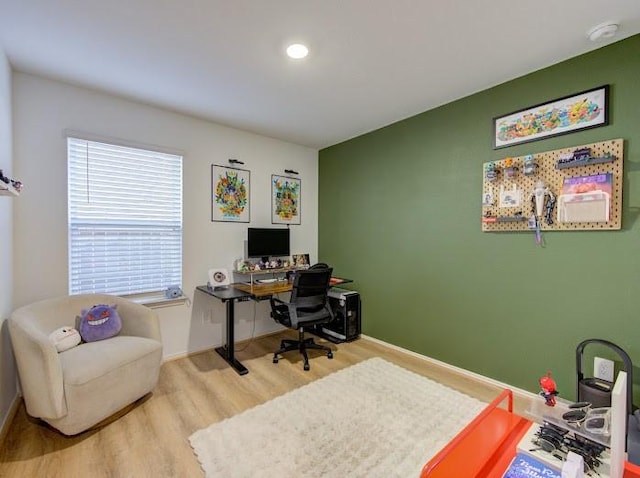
[319,34,640,401]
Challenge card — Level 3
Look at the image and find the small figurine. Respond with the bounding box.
[485,162,499,182]
[503,158,518,179]
[523,155,537,176]
[539,370,559,407]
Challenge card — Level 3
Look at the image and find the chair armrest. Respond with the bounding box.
[8,312,66,419]
[286,303,301,328]
[269,296,286,318]
[112,298,161,342]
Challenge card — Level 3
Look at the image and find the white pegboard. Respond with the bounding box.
[482,138,623,232]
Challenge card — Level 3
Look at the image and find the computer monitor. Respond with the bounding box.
[247,228,290,262]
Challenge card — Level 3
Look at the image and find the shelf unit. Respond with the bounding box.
[525,397,610,447]
[232,266,297,298]
[556,155,617,170]
[233,266,297,283]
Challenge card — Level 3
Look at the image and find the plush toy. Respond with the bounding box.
[78,304,122,342]
[49,326,81,352]
[539,370,559,407]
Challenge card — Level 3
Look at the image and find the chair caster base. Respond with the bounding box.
[304,363,310,371]
[328,352,333,359]
[273,357,279,364]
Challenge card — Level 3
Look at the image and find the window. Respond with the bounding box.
[68,137,183,296]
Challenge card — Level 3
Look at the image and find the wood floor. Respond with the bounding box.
[0,331,532,477]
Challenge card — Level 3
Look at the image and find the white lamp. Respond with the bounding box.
[286,43,309,59]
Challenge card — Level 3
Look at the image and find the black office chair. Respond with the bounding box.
[270,263,334,371]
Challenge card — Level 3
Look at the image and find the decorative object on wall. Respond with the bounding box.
[212,164,250,222]
[498,184,523,208]
[558,174,612,224]
[493,85,609,149]
[271,174,301,225]
[0,169,23,196]
[482,138,623,232]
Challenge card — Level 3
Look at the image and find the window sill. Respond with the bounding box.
[123,292,188,309]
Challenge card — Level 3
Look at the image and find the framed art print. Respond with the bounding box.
[493,85,609,149]
[212,164,250,222]
[272,175,301,225]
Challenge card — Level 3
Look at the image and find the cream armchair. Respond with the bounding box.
[9,294,163,435]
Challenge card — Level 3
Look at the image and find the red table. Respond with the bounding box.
[421,389,640,478]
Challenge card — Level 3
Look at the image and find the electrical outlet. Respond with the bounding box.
[594,357,615,383]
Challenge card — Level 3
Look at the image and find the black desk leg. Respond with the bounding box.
[215,298,249,375]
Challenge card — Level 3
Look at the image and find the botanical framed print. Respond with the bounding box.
[211,165,250,222]
[493,85,609,149]
[271,175,301,225]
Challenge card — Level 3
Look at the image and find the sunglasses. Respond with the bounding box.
[530,426,603,476]
[529,427,567,461]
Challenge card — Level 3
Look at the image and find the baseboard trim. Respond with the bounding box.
[0,393,21,447]
[361,334,538,403]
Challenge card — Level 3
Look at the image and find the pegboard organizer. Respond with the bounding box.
[482,138,623,232]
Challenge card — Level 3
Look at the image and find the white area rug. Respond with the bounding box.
[189,357,486,478]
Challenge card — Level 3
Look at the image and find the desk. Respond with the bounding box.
[233,276,352,299]
[196,285,252,375]
[197,277,353,375]
[233,280,293,298]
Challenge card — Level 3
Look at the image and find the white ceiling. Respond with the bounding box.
[1,1,639,149]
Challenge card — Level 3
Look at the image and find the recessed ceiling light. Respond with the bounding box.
[587,22,619,41]
[286,43,309,59]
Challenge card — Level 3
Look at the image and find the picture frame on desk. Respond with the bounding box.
[292,253,310,268]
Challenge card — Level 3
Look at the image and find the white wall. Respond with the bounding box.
[0,49,17,433]
[12,72,319,358]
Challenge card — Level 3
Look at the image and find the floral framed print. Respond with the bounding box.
[493,85,609,149]
[212,165,250,222]
[271,175,301,225]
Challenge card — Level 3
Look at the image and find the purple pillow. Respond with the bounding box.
[78,304,122,342]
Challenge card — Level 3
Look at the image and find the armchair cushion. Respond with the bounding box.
[49,326,81,352]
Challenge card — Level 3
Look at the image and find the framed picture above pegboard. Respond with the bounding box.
[493,85,609,149]
[482,138,623,232]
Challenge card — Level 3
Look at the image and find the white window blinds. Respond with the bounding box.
[68,137,183,296]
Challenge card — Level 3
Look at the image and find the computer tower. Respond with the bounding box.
[318,288,361,343]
